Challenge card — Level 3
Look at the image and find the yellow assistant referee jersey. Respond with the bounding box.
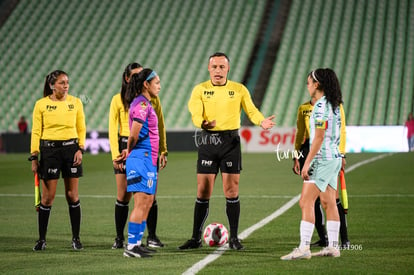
[31,94,86,154]
[294,100,346,155]
[188,80,265,131]
[108,93,168,160]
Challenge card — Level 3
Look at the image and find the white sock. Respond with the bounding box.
[299,220,314,250]
[326,220,340,248]
[127,240,141,250]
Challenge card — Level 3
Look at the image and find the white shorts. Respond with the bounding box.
[305,158,341,192]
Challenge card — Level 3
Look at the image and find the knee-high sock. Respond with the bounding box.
[127,221,146,249]
[326,220,340,248]
[299,220,314,249]
[115,200,129,240]
[226,197,240,239]
[69,200,81,239]
[336,198,349,243]
[192,198,209,240]
[314,197,327,241]
[38,204,51,241]
[147,199,158,239]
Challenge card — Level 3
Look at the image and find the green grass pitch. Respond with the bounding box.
[0,152,413,274]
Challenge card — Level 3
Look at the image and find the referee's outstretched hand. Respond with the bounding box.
[260,115,276,130]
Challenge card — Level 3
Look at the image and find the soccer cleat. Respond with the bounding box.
[33,240,46,251]
[112,237,124,249]
[123,245,152,258]
[178,238,202,250]
[280,247,311,260]
[147,236,164,248]
[140,244,156,253]
[312,246,340,257]
[310,239,328,247]
[72,238,83,250]
[229,238,244,250]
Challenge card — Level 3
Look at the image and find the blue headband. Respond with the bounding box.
[146,71,157,82]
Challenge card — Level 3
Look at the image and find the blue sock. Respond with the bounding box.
[127,222,141,247]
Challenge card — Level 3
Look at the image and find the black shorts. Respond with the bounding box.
[114,136,128,174]
[196,130,241,174]
[39,139,83,180]
[299,139,310,172]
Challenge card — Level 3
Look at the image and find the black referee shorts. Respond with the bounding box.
[114,136,128,174]
[196,130,241,174]
[39,139,83,180]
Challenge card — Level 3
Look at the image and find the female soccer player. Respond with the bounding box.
[281,68,343,260]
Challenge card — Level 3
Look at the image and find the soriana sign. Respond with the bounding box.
[239,127,296,153]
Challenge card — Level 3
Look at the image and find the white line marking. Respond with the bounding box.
[182,153,392,275]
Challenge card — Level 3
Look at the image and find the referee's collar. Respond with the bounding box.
[210,80,228,87]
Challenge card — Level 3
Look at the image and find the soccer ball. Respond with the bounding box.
[203,223,229,247]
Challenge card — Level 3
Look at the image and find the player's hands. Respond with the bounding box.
[113,149,128,171]
[341,157,346,170]
[301,163,310,181]
[202,120,216,130]
[31,160,39,174]
[73,149,83,166]
[260,115,276,130]
[292,158,300,175]
[159,153,168,170]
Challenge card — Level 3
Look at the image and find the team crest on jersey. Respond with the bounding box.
[67,104,74,111]
[228,91,235,98]
[140,101,148,110]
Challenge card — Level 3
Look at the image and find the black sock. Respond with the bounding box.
[147,199,158,239]
[115,200,129,240]
[69,200,81,239]
[192,198,209,240]
[314,197,327,241]
[336,198,349,243]
[226,197,240,240]
[38,204,51,241]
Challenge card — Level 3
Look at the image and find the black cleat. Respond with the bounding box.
[72,238,83,250]
[341,240,351,249]
[140,244,157,253]
[310,239,328,247]
[112,237,124,249]
[229,238,244,250]
[123,245,152,258]
[147,236,164,248]
[33,240,46,251]
[178,238,202,250]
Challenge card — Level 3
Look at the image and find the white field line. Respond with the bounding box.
[182,153,392,275]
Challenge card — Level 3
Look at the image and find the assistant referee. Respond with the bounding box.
[30,70,86,251]
[179,52,275,250]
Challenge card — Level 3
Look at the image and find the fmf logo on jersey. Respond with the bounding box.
[204,91,214,98]
[201,160,213,167]
[46,105,57,111]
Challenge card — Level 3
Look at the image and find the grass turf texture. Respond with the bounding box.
[0,152,413,274]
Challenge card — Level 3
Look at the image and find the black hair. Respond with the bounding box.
[121,62,142,110]
[209,52,230,62]
[124,68,154,109]
[309,68,343,110]
[43,70,68,97]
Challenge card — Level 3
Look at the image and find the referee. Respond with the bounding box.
[30,70,86,251]
[179,52,275,250]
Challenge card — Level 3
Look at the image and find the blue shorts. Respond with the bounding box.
[307,158,341,192]
[126,154,157,195]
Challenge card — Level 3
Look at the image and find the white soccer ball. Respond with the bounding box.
[203,223,229,247]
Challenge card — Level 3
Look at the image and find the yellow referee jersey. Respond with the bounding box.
[108,93,168,160]
[294,100,346,155]
[188,80,265,131]
[31,95,86,154]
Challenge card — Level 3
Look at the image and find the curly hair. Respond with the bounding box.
[309,68,343,110]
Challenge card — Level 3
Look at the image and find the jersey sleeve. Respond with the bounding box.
[76,98,86,148]
[30,100,42,154]
[108,96,121,160]
[339,104,346,155]
[188,85,205,128]
[152,96,168,155]
[240,84,265,126]
[131,100,149,124]
[313,100,328,130]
